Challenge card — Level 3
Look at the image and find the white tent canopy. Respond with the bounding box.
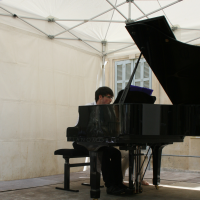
[1,0,200,58]
[1,0,200,181]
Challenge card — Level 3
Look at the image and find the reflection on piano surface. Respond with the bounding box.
[67,16,200,199]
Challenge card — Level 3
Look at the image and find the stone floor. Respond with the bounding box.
[0,170,200,200]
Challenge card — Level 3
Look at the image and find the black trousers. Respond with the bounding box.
[73,142,123,188]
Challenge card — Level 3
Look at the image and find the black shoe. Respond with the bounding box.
[119,183,129,189]
[106,185,126,195]
[118,183,134,195]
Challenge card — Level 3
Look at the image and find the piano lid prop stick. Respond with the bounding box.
[119,50,143,104]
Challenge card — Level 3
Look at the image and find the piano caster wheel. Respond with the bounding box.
[155,185,159,190]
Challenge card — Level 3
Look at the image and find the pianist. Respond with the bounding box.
[73,86,129,195]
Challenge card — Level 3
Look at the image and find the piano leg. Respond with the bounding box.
[89,151,102,199]
[151,144,167,189]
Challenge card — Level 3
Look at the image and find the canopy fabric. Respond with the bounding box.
[1,0,200,57]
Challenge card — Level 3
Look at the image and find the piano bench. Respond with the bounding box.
[54,149,90,192]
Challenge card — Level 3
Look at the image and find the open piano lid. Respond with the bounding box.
[126,16,200,105]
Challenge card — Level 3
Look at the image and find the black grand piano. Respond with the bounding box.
[67,16,200,199]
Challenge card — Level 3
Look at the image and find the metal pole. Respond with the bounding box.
[17,16,49,36]
[54,1,126,37]
[55,22,102,54]
[0,6,13,15]
[186,36,200,44]
[128,1,131,20]
[102,41,107,86]
[106,0,128,20]
[105,44,135,56]
[178,27,200,31]
[88,19,125,23]
[55,37,101,43]
[16,16,47,21]
[104,0,117,41]
[0,7,47,21]
[55,19,125,23]
[0,6,48,36]
[102,56,105,86]
[107,41,134,44]
[134,0,182,22]
[157,0,173,26]
[0,13,11,17]
[132,2,149,19]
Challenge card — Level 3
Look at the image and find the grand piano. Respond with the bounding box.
[67,16,200,199]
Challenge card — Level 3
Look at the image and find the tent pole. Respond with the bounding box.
[105,44,135,56]
[55,38,102,43]
[0,6,45,21]
[0,13,12,17]
[157,0,172,26]
[0,6,13,15]
[55,38,135,44]
[186,36,200,44]
[132,1,149,19]
[102,41,107,86]
[55,22,102,54]
[56,19,125,23]
[102,56,105,86]
[104,0,117,41]
[128,1,131,20]
[179,27,200,31]
[17,16,48,36]
[70,31,102,53]
[106,0,128,20]
[0,6,48,36]
[134,0,182,21]
[54,1,126,37]
[107,41,134,44]
[19,16,47,21]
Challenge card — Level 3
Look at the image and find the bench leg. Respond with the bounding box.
[56,157,79,192]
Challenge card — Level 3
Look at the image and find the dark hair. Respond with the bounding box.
[95,86,114,102]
